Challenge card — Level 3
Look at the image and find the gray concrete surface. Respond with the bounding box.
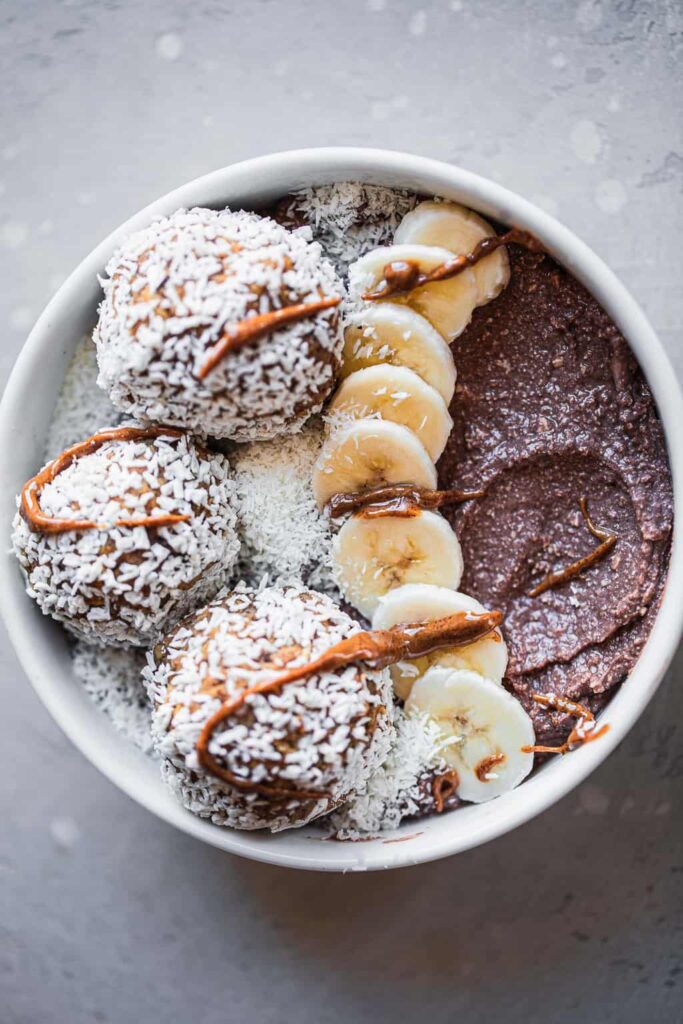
[1,2,682,1022]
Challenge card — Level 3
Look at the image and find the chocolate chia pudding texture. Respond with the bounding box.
[439,242,673,746]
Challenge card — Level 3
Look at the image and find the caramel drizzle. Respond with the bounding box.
[431,770,460,813]
[325,482,486,520]
[362,229,544,301]
[197,295,342,379]
[528,496,617,598]
[522,692,610,755]
[475,751,506,782]
[196,609,503,801]
[21,426,192,535]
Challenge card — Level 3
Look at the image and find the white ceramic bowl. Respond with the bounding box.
[1,148,681,871]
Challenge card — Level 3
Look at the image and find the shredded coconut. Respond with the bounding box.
[94,207,344,442]
[45,338,121,458]
[330,707,445,836]
[144,583,394,831]
[286,182,418,274]
[231,421,336,595]
[72,640,153,755]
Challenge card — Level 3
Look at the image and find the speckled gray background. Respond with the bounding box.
[1,2,682,1022]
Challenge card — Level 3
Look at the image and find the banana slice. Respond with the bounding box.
[312,418,436,510]
[394,200,510,306]
[342,304,457,404]
[406,667,534,802]
[372,583,508,701]
[332,510,463,619]
[327,365,453,462]
[348,243,478,342]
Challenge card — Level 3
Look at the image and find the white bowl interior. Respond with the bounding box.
[1,148,681,871]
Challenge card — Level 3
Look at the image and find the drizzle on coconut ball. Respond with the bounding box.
[144,583,394,832]
[12,426,240,647]
[93,208,344,442]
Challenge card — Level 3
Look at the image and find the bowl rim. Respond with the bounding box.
[1,146,681,872]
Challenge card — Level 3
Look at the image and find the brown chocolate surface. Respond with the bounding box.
[439,242,673,746]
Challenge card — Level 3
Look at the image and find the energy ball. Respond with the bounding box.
[145,583,394,832]
[13,426,239,647]
[94,207,344,442]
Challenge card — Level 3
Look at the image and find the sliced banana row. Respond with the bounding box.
[347,199,511,341]
[314,200,511,619]
[349,243,478,342]
[371,582,533,803]
[394,200,510,307]
[374,582,532,803]
[342,304,456,403]
[327,363,453,462]
[310,202,535,805]
[316,416,460,613]
[313,202,511,610]
[372,583,508,700]
[312,418,437,510]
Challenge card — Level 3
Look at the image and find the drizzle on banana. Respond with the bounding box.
[325,482,486,520]
[362,229,543,302]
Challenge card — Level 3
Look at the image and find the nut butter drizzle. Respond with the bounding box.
[431,770,460,813]
[475,751,506,782]
[21,426,192,535]
[196,609,503,800]
[528,496,617,598]
[198,295,342,379]
[325,483,486,520]
[522,692,610,755]
[362,229,544,301]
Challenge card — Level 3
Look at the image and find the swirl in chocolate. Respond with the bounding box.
[21,426,192,535]
[528,496,617,597]
[362,229,543,301]
[198,295,342,379]
[196,609,503,799]
[325,483,486,520]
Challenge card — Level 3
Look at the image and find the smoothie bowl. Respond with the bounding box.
[1,148,681,871]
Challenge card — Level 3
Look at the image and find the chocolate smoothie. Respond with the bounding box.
[439,242,673,746]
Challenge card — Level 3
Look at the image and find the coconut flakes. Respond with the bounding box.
[72,640,153,755]
[288,182,418,274]
[330,707,446,835]
[231,420,336,595]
